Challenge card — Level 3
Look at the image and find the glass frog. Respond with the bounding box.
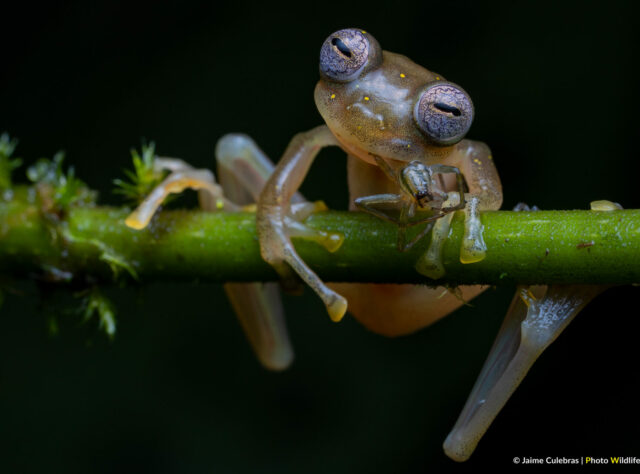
[124,28,609,462]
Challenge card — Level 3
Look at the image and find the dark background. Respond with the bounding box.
[1,0,638,472]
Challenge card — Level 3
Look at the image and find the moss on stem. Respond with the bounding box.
[1,189,639,286]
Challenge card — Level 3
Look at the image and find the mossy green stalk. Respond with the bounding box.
[1,194,639,285]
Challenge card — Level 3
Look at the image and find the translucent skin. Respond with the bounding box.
[123,29,615,462]
[315,51,449,166]
[314,48,501,209]
[307,40,503,335]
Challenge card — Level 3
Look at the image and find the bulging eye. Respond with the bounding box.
[319,28,381,82]
[413,82,474,145]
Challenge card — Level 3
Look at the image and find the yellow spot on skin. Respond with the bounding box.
[488,155,493,160]
[357,125,362,130]
[361,30,367,34]
[330,93,335,99]
[364,96,370,101]
[400,73,406,78]
[435,76,441,80]
[407,144,411,148]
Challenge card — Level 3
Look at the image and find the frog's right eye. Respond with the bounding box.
[414,82,474,146]
[319,28,382,82]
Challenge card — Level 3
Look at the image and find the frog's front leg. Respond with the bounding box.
[354,193,436,252]
[354,161,465,255]
[257,125,348,322]
[414,191,461,279]
[453,140,503,263]
[416,140,502,277]
[335,156,488,337]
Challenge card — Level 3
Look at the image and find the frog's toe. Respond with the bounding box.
[444,284,606,461]
[283,244,347,322]
[259,197,347,321]
[415,192,460,279]
[259,219,347,323]
[327,293,348,322]
[125,168,228,230]
[459,196,487,264]
[590,200,623,211]
[285,216,344,254]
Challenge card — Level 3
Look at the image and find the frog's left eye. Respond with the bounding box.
[319,28,382,82]
[414,82,474,146]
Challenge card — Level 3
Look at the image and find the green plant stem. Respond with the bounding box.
[1,191,639,286]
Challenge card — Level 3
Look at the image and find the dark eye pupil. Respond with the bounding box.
[331,37,352,58]
[433,102,462,117]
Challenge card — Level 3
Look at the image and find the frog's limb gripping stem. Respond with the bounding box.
[425,164,467,213]
[427,164,487,265]
[460,196,487,264]
[354,193,435,252]
[125,158,236,230]
[257,125,347,322]
[284,213,344,253]
[125,143,296,370]
[353,162,465,253]
[450,140,502,266]
[414,192,460,279]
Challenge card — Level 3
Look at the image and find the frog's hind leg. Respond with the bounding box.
[125,157,236,230]
[124,143,294,370]
[443,199,624,460]
[216,134,302,370]
[443,284,607,462]
[223,281,292,370]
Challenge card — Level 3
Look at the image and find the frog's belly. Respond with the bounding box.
[328,282,486,337]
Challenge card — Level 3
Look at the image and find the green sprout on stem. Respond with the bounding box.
[113,141,168,205]
[79,287,117,340]
[26,152,96,211]
[0,132,22,189]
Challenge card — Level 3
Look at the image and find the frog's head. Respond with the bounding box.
[314,28,474,165]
